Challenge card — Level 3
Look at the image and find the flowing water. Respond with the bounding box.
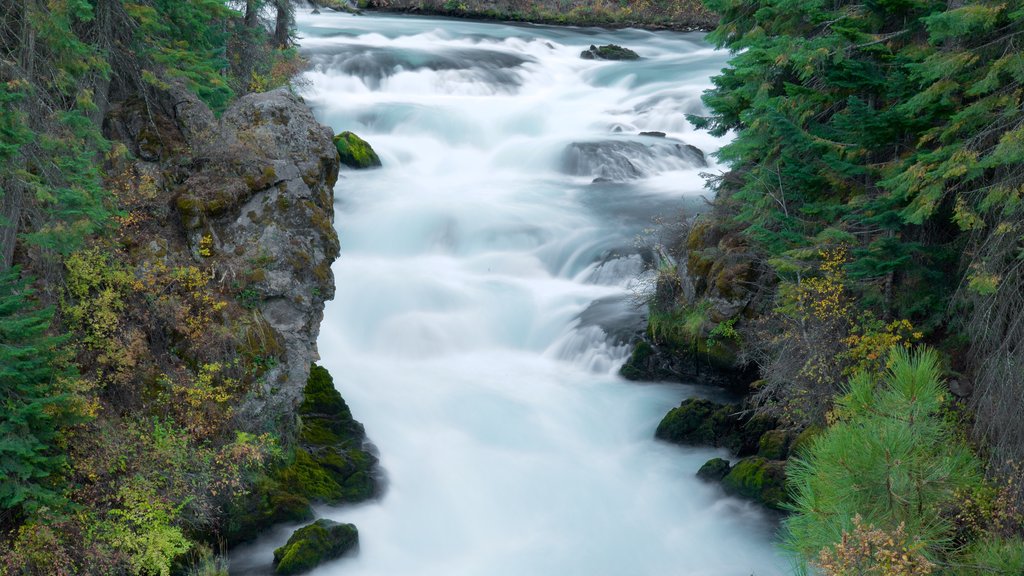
[230,10,787,575]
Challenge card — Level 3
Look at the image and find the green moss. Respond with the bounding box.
[720,456,788,509]
[333,131,382,169]
[619,340,654,380]
[757,429,791,460]
[655,398,730,445]
[790,425,823,457]
[273,519,358,576]
[279,448,345,503]
[300,365,349,416]
[696,457,731,481]
[299,419,342,446]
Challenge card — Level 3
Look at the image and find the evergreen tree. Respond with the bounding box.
[0,268,77,515]
[785,347,981,565]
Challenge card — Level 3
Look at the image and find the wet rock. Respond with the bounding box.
[562,138,705,182]
[720,457,788,510]
[334,131,382,169]
[580,44,640,60]
[639,131,666,137]
[697,457,731,482]
[655,398,774,456]
[273,519,358,575]
[223,365,380,545]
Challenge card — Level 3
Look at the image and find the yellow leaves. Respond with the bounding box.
[842,317,921,377]
[815,514,935,576]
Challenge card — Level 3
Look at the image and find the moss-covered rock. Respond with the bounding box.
[655,398,776,457]
[333,131,381,169]
[720,456,788,510]
[580,44,640,60]
[790,425,823,457]
[223,365,378,544]
[757,429,794,460]
[696,457,731,482]
[273,519,358,575]
[655,398,733,446]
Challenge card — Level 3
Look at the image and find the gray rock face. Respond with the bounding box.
[174,88,341,426]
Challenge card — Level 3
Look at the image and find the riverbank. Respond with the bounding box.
[355,0,717,31]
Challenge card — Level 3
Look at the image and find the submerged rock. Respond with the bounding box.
[334,131,382,169]
[562,138,705,182]
[580,44,640,60]
[273,519,358,575]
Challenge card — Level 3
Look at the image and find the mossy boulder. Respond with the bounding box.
[655,398,733,446]
[696,457,731,482]
[790,425,824,457]
[580,44,640,60]
[276,364,380,505]
[333,131,381,169]
[655,398,776,456]
[720,456,788,510]
[223,365,378,544]
[273,519,358,575]
[757,429,794,460]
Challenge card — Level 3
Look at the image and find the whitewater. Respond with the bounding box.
[230,10,786,576]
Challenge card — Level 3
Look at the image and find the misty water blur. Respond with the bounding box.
[229,11,787,576]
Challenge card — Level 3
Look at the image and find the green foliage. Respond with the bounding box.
[125,0,236,111]
[0,268,78,514]
[103,477,191,576]
[785,347,982,566]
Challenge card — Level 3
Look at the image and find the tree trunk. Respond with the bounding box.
[245,0,260,29]
[273,0,290,48]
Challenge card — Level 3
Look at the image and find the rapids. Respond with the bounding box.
[230,10,787,576]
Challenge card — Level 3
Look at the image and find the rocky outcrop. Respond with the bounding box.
[273,519,359,575]
[224,365,381,545]
[173,87,341,424]
[580,44,639,60]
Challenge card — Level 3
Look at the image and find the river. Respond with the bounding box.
[230,9,786,576]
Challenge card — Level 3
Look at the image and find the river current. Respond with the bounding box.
[230,10,787,576]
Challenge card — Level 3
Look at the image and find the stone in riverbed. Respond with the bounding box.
[580,44,640,60]
[697,457,731,482]
[720,456,788,510]
[334,131,382,169]
[273,519,358,575]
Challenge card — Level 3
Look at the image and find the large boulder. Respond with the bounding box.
[224,365,380,545]
[273,519,358,575]
[655,398,774,456]
[172,88,341,423]
[334,131,382,169]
